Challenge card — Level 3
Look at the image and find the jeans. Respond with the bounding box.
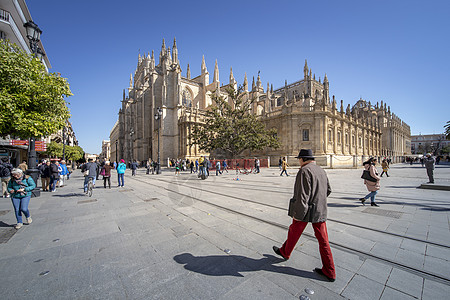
[363,190,378,203]
[11,195,31,223]
[118,173,124,186]
[84,176,96,192]
[103,176,111,188]
[132,169,136,176]
[280,170,288,176]
[50,175,58,191]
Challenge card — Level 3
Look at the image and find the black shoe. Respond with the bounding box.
[359,198,366,206]
[314,268,335,282]
[272,246,288,260]
[371,202,379,207]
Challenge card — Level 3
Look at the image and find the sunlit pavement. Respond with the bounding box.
[0,163,449,299]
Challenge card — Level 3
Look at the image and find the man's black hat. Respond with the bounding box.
[295,149,315,159]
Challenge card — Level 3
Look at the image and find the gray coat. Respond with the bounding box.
[288,162,331,223]
[424,157,435,170]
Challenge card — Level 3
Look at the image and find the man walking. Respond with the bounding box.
[424,153,435,183]
[131,160,138,176]
[273,149,336,282]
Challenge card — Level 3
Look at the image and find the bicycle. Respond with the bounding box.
[239,167,258,175]
[87,177,94,197]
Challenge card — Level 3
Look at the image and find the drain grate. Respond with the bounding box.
[0,228,17,244]
[0,210,9,217]
[362,207,403,219]
[144,198,159,202]
[77,199,97,204]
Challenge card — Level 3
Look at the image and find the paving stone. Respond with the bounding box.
[341,274,385,300]
[380,286,419,299]
[386,267,423,298]
[422,278,450,299]
[357,259,392,285]
[423,255,450,279]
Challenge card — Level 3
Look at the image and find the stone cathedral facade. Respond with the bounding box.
[111,38,411,168]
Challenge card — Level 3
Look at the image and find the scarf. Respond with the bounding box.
[13,176,27,195]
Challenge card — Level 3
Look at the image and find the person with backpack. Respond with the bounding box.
[0,159,13,198]
[8,168,36,229]
[117,159,127,187]
[81,158,97,193]
[58,160,69,187]
[100,161,113,189]
[130,160,138,176]
[49,161,59,192]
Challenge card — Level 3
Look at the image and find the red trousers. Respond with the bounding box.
[280,219,336,279]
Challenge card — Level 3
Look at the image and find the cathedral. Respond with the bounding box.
[110,38,411,167]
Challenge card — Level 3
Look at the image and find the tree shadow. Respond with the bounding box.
[0,221,14,228]
[173,253,324,280]
[52,193,86,198]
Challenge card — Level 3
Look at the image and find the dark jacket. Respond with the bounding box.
[102,165,113,177]
[424,157,435,170]
[130,162,138,170]
[0,162,13,178]
[42,164,51,178]
[288,162,331,223]
[50,163,59,177]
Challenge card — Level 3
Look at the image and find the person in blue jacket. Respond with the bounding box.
[117,159,127,187]
[7,168,36,229]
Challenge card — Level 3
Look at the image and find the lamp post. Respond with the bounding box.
[115,140,118,164]
[154,107,163,174]
[23,20,46,198]
[62,126,66,161]
[129,128,134,163]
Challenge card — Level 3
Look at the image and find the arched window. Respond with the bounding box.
[328,130,332,142]
[182,89,192,107]
[337,132,341,144]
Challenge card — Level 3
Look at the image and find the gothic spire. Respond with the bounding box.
[129,73,133,88]
[324,73,328,83]
[229,67,235,84]
[150,50,155,69]
[243,73,248,91]
[172,37,178,64]
[304,59,309,79]
[186,63,191,79]
[213,59,219,82]
[257,72,262,88]
[201,55,207,74]
[252,76,256,90]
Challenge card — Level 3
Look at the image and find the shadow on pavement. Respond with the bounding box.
[328,203,360,208]
[385,186,419,189]
[51,193,86,198]
[0,221,14,228]
[173,253,320,280]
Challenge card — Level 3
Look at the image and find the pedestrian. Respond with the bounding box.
[222,160,228,173]
[272,149,336,282]
[206,158,211,177]
[18,160,28,172]
[117,159,126,187]
[190,160,194,173]
[216,160,222,176]
[146,159,151,174]
[380,159,389,177]
[49,160,59,192]
[8,168,36,229]
[131,160,138,176]
[175,159,181,176]
[113,161,117,169]
[39,160,50,191]
[101,161,113,189]
[359,157,380,207]
[195,159,199,173]
[95,159,101,180]
[81,158,97,193]
[424,153,435,183]
[0,158,13,198]
[59,160,69,187]
[420,157,424,167]
[255,158,260,173]
[279,157,282,171]
[280,157,289,176]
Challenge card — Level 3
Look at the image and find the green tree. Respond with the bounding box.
[45,141,63,158]
[444,121,450,140]
[65,145,84,162]
[190,86,280,158]
[0,40,72,138]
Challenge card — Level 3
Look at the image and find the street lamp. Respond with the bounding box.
[129,128,134,163]
[115,140,118,164]
[23,20,46,198]
[62,126,66,161]
[154,107,163,174]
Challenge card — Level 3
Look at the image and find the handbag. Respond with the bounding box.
[361,170,377,182]
[83,170,89,177]
[100,168,106,176]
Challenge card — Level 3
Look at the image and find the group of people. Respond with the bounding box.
[81,158,127,192]
[37,159,71,192]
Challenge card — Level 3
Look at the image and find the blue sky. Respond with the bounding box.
[28,0,450,154]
